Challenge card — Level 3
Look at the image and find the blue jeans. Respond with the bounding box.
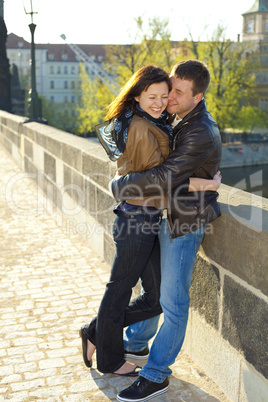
[124,219,206,382]
[83,208,163,373]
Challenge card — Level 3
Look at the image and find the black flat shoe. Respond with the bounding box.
[79,328,92,368]
[113,367,141,377]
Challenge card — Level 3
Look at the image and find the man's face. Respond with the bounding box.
[167,77,201,119]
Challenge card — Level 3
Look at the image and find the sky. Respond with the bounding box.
[4,0,254,45]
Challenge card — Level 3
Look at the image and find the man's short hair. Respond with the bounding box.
[170,60,210,96]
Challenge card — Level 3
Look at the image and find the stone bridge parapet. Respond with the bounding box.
[1,111,267,402]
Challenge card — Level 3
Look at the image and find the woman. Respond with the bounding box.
[80,65,220,376]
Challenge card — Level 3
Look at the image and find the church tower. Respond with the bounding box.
[242,0,268,42]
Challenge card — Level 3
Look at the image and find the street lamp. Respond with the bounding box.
[23,0,41,120]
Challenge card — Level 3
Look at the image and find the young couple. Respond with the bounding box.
[80,60,222,401]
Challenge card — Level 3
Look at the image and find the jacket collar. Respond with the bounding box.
[173,98,207,135]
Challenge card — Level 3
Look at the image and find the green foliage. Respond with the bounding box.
[76,21,266,136]
[234,106,268,132]
[40,96,78,133]
[75,64,114,136]
[198,25,260,131]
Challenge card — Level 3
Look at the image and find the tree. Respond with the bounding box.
[197,25,258,131]
[41,96,78,133]
[105,17,181,81]
[235,106,268,133]
[75,63,114,136]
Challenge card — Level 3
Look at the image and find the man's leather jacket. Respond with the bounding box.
[111,99,222,238]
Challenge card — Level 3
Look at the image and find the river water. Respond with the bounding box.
[221,164,268,200]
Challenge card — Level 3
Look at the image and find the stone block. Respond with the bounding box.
[240,361,268,401]
[84,177,97,215]
[202,213,268,297]
[44,152,56,183]
[4,137,12,154]
[24,138,33,159]
[62,143,82,172]
[95,187,115,227]
[47,136,62,159]
[222,276,268,379]
[24,158,38,177]
[83,153,113,190]
[35,131,47,148]
[71,170,84,207]
[184,309,241,402]
[190,254,220,330]
[63,165,73,198]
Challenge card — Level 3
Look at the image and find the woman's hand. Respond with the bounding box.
[212,170,222,191]
[114,171,121,180]
[108,171,121,194]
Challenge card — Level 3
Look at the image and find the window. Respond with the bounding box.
[71,81,75,89]
[64,66,68,74]
[246,18,255,33]
[71,66,75,74]
[64,81,68,89]
[71,96,75,103]
[260,98,268,111]
[50,81,54,89]
[50,66,54,74]
[57,66,61,74]
[265,17,268,32]
[48,54,54,61]
[50,96,54,102]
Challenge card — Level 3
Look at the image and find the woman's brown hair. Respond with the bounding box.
[106,65,171,120]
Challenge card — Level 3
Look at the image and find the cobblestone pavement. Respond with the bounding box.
[0,147,229,402]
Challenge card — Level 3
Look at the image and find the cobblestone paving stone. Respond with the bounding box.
[0,147,230,401]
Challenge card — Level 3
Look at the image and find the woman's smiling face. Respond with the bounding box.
[135,81,169,119]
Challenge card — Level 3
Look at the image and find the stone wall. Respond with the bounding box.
[0,110,267,402]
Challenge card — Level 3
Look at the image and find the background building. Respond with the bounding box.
[6,33,107,106]
[242,0,268,112]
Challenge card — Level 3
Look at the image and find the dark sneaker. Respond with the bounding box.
[124,347,149,360]
[116,376,169,401]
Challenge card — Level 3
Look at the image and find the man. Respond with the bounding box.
[111,60,222,401]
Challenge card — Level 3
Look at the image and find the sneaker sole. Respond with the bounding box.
[124,353,149,360]
[116,384,169,402]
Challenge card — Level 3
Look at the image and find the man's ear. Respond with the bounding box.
[195,93,203,103]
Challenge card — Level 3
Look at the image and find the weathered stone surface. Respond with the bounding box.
[24,137,33,159]
[62,143,82,172]
[44,152,56,182]
[222,276,268,378]
[202,206,268,296]
[190,255,220,329]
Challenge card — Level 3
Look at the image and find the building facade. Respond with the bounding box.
[6,33,107,106]
[242,0,268,112]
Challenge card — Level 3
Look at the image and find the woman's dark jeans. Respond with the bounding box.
[82,208,162,373]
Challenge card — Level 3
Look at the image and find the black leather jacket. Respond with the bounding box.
[111,99,222,238]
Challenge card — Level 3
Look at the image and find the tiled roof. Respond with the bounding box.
[7,33,31,49]
[6,33,108,61]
